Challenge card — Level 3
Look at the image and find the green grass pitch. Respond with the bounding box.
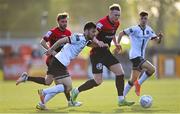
[0,79,180,113]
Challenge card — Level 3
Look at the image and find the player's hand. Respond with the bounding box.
[113,44,122,54]
[45,49,57,56]
[104,43,109,48]
[158,32,163,38]
[97,41,106,47]
[157,32,163,44]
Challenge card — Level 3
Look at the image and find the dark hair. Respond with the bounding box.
[109,4,121,11]
[57,12,69,21]
[84,22,96,31]
[139,11,148,17]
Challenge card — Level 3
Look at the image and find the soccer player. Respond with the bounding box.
[117,11,163,97]
[16,12,80,106]
[36,22,107,110]
[71,4,135,106]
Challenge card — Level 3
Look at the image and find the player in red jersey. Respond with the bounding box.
[16,12,82,108]
[71,4,135,106]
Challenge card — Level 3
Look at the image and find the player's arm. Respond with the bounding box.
[113,31,126,54]
[117,31,126,44]
[40,38,49,51]
[87,40,109,48]
[45,37,70,55]
[151,32,163,44]
[92,30,108,47]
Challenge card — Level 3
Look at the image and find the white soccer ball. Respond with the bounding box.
[139,95,153,108]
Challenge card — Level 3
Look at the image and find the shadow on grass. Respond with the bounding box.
[9,106,101,113]
[114,104,169,113]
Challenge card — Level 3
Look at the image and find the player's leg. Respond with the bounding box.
[37,80,65,110]
[55,77,82,107]
[109,63,135,106]
[71,73,103,102]
[105,50,134,106]
[132,57,154,96]
[124,70,141,96]
[137,60,155,85]
[71,54,103,102]
[16,73,53,85]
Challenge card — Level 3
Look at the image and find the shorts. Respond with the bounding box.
[47,56,70,80]
[130,56,146,71]
[90,49,119,74]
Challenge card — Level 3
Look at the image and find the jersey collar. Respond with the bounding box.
[107,16,115,26]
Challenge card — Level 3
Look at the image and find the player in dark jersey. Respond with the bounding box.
[71,4,135,106]
[16,12,81,107]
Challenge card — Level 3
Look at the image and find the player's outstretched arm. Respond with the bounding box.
[151,32,163,44]
[117,31,125,44]
[40,38,49,51]
[45,37,70,55]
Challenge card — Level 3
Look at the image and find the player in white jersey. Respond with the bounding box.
[36,22,108,110]
[117,11,163,97]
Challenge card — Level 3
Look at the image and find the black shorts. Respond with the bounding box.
[90,48,119,74]
[130,56,146,71]
[47,56,70,80]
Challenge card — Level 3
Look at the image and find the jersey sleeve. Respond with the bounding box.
[123,26,135,36]
[149,28,157,40]
[43,31,53,42]
[96,22,104,32]
[69,33,80,44]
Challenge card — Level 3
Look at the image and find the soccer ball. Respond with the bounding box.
[139,95,153,108]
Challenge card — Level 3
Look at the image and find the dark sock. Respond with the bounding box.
[27,77,46,85]
[128,80,134,86]
[78,79,98,92]
[115,75,124,96]
[64,92,71,101]
[145,71,152,77]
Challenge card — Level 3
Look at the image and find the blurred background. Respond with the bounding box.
[0,0,180,81]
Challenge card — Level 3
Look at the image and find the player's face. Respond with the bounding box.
[58,18,67,30]
[109,10,120,23]
[140,16,148,26]
[87,28,96,39]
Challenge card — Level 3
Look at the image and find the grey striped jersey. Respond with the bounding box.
[123,25,156,59]
[55,33,91,66]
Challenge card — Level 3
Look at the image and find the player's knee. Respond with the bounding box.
[45,79,53,86]
[147,66,156,76]
[94,78,103,86]
[44,82,51,86]
[65,85,72,93]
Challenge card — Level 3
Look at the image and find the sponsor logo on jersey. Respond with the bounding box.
[75,35,80,41]
[45,31,52,37]
[96,22,103,29]
[146,30,149,34]
[96,63,103,70]
[129,28,133,33]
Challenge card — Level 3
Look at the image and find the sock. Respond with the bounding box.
[115,75,124,96]
[78,79,98,93]
[123,81,133,96]
[43,84,65,95]
[27,77,46,85]
[43,93,57,104]
[118,96,125,102]
[64,92,71,102]
[138,72,149,85]
[75,88,80,94]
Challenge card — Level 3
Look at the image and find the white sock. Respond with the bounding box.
[43,93,57,104]
[118,96,125,102]
[138,72,149,85]
[43,84,65,95]
[123,82,133,96]
[76,88,80,94]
